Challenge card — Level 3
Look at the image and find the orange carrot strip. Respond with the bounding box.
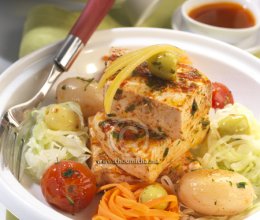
[97,191,125,220]
[108,188,125,218]
[144,195,178,209]
[93,182,179,220]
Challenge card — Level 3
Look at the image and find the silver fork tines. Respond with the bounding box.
[0,114,22,179]
[0,35,84,181]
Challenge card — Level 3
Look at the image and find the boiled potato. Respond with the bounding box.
[177,169,255,216]
[56,77,104,119]
[139,184,168,210]
[44,104,80,131]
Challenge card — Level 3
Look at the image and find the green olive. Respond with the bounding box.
[44,104,80,131]
[147,51,179,81]
[218,114,250,136]
[139,184,168,210]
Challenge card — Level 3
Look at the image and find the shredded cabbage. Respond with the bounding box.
[196,103,260,195]
[24,102,91,180]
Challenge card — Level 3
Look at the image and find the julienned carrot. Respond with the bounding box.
[92,182,179,220]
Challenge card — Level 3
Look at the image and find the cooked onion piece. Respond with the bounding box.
[56,77,104,119]
[177,169,255,216]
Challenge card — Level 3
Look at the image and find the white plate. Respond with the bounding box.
[172,7,260,54]
[1,28,260,220]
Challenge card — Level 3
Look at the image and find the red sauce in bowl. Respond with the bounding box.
[188,2,255,28]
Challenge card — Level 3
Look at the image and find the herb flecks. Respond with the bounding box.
[191,99,198,116]
[146,75,168,91]
[201,118,210,129]
[114,89,123,100]
[237,182,247,189]
[125,104,136,112]
[62,168,75,178]
[66,195,75,206]
[68,185,76,193]
[149,130,167,140]
[107,113,116,117]
[152,61,162,68]
[112,131,120,140]
[76,77,94,91]
[163,148,169,158]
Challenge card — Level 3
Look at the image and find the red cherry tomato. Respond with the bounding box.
[41,160,96,214]
[212,82,234,109]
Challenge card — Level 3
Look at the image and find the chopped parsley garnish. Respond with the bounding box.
[146,75,168,91]
[163,148,169,158]
[62,168,75,178]
[201,118,210,129]
[149,130,167,140]
[152,61,162,67]
[68,185,75,193]
[112,131,120,140]
[191,99,198,116]
[114,89,123,100]
[76,77,94,91]
[125,104,136,112]
[66,195,75,206]
[237,182,247,189]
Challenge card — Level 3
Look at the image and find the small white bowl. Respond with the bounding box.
[181,0,260,44]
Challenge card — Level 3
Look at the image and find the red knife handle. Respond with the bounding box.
[55,0,115,70]
[70,0,115,44]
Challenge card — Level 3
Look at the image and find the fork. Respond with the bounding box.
[0,0,115,180]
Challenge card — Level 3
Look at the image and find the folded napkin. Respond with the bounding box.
[19,0,186,57]
[6,211,18,220]
[18,0,260,58]
[19,4,122,57]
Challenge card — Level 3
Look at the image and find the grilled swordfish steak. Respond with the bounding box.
[88,116,141,186]
[109,62,211,143]
[89,113,194,186]
[89,48,211,183]
[90,111,206,183]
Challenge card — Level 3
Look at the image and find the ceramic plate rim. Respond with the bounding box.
[1,27,260,220]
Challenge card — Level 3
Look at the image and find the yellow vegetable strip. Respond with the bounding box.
[98,45,166,88]
[104,45,178,113]
[99,44,189,89]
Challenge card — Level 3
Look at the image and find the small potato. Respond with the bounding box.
[177,169,255,216]
[45,104,80,131]
[139,184,168,210]
[56,77,104,119]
